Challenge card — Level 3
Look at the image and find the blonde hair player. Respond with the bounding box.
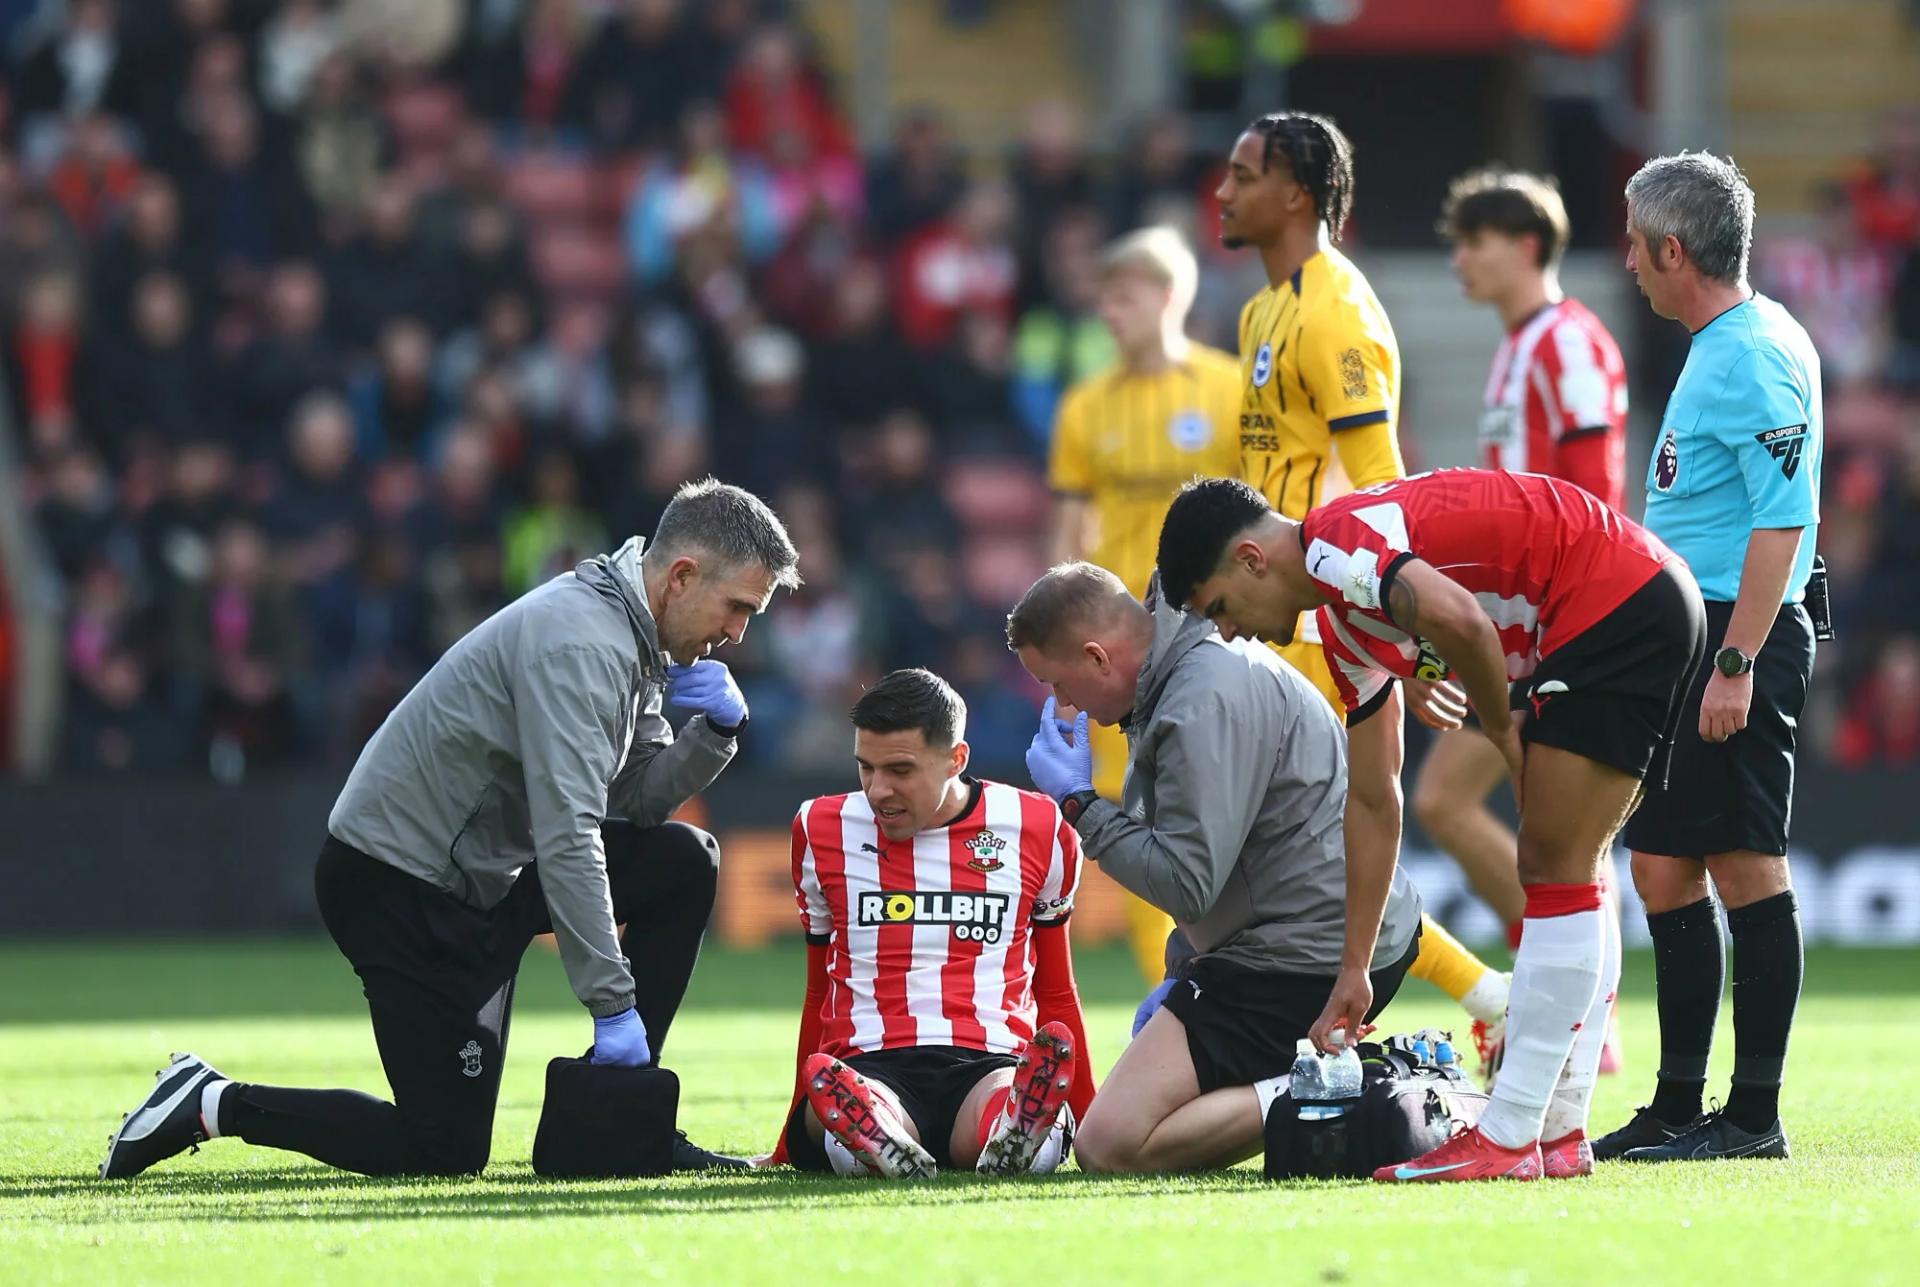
[1047,225,1241,986]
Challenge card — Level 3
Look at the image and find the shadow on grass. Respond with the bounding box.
[6,1166,1303,1223]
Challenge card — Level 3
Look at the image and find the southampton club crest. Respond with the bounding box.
[458,1040,484,1079]
[964,830,1007,873]
[1654,428,1680,492]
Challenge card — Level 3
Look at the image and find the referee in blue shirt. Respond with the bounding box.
[1596,153,1821,1163]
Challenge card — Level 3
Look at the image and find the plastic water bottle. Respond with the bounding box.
[1411,1035,1432,1066]
[1435,1037,1456,1068]
[1291,1036,1363,1121]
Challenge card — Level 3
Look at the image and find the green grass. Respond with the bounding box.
[2,941,1917,1285]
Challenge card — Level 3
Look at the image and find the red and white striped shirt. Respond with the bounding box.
[1478,298,1628,509]
[1304,470,1677,712]
[790,778,1081,1057]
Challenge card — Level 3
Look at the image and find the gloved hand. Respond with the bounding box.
[666,660,747,730]
[590,1007,652,1067]
[1025,696,1093,803]
[1132,978,1176,1037]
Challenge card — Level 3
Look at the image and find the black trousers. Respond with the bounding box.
[223,822,719,1175]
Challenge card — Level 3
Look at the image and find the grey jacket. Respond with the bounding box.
[1074,589,1421,975]
[329,536,736,1016]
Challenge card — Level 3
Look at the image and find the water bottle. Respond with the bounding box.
[1411,1035,1432,1066]
[1435,1037,1456,1068]
[1291,1036,1363,1121]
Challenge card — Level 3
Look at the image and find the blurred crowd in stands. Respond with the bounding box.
[0,0,1914,778]
[1759,110,1920,769]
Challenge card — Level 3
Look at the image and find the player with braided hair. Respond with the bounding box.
[1206,111,1515,1075]
[1239,111,1356,247]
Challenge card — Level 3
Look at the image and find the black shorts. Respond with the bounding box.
[1514,563,1709,787]
[783,1045,1017,1172]
[1621,598,1815,859]
[1159,933,1420,1095]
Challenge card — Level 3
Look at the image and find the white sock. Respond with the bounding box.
[1460,969,1512,1024]
[1542,900,1622,1142]
[1478,902,1604,1149]
[199,1079,231,1139]
[1252,1074,1291,1123]
[822,1133,867,1177]
[1027,1110,1072,1175]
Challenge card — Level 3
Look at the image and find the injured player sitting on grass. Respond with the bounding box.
[769,668,1096,1178]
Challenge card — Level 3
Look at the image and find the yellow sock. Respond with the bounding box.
[1123,893,1176,985]
[1409,913,1504,1017]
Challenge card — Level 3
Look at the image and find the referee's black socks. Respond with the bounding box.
[1725,890,1803,1132]
[1647,896,1722,1125]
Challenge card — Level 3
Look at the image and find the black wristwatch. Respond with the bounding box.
[1714,646,1755,678]
[1059,789,1100,825]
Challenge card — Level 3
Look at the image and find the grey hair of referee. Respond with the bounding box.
[1625,150,1755,295]
[642,478,803,663]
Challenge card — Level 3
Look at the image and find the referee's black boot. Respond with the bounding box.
[1619,1110,1790,1163]
[100,1052,227,1179]
[671,1130,750,1171]
[1592,1103,1701,1161]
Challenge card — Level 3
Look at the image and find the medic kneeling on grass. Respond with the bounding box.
[767,668,1095,1177]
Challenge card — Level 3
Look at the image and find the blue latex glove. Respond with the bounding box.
[1025,696,1093,803]
[1132,978,1176,1037]
[666,660,747,729]
[590,1007,652,1067]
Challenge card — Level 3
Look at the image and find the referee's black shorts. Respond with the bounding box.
[1622,598,1816,860]
[1513,562,1709,788]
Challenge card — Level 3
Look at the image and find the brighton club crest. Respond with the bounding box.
[1169,410,1212,452]
[1252,342,1274,388]
[964,830,1007,873]
[1654,429,1679,492]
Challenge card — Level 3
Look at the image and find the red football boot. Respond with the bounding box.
[1374,1124,1544,1183]
[1542,1129,1596,1178]
[803,1053,936,1179]
[976,1021,1077,1175]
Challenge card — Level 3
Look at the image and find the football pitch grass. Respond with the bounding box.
[2,940,1916,1285]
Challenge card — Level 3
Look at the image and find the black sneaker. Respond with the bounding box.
[1593,1104,1699,1161]
[1620,1110,1790,1162]
[100,1052,226,1179]
[671,1130,750,1171]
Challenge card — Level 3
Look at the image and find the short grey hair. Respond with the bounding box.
[649,478,802,591]
[1625,151,1755,286]
[1006,561,1139,653]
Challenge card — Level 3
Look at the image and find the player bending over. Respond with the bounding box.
[772,668,1095,1178]
[1159,470,1705,1180]
[1010,564,1422,1173]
